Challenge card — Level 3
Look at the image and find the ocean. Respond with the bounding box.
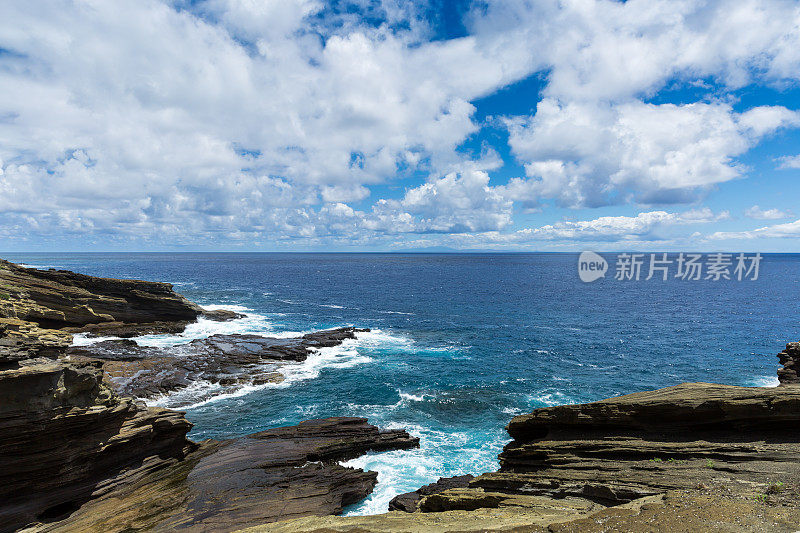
[5,252,798,514]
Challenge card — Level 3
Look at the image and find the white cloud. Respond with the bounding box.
[0,0,799,247]
[366,169,513,234]
[382,207,731,249]
[709,219,800,240]
[776,154,800,169]
[513,208,729,242]
[472,0,800,101]
[502,101,799,208]
[745,205,790,220]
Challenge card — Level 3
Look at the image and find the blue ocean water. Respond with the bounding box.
[5,252,799,514]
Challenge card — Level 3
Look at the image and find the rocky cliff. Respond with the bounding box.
[0,359,193,531]
[0,259,201,335]
[4,259,799,532]
[0,260,418,532]
[25,417,418,533]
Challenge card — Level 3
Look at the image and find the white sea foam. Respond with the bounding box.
[202,304,252,312]
[135,314,305,348]
[527,390,575,407]
[149,330,384,409]
[397,391,427,403]
[278,339,373,386]
[69,306,278,348]
[341,423,507,516]
[356,328,414,349]
[70,333,123,346]
[750,375,780,387]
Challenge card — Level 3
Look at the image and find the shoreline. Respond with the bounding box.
[1,259,798,531]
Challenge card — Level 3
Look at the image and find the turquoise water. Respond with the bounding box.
[5,252,799,514]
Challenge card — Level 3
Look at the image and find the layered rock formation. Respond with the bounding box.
[0,357,194,531]
[0,259,201,335]
[0,318,72,363]
[474,383,800,507]
[0,260,418,532]
[26,417,418,533]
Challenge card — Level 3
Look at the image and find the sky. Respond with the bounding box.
[1,0,800,252]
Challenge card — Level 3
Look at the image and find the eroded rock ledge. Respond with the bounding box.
[0,359,194,531]
[0,259,201,334]
[0,260,418,532]
[392,382,800,531]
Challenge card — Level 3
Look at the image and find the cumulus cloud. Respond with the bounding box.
[503,100,800,208]
[745,205,790,220]
[0,1,522,243]
[366,170,512,234]
[473,0,800,101]
[0,0,799,248]
[485,0,800,211]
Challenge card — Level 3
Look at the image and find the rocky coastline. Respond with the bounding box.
[2,258,799,532]
[265,375,800,532]
[0,260,418,532]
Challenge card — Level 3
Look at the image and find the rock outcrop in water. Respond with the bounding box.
[0,260,417,532]
[68,327,367,402]
[388,475,474,512]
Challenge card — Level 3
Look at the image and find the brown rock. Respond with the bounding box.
[75,320,192,337]
[0,317,72,365]
[389,475,474,512]
[25,418,419,533]
[0,259,201,330]
[452,383,800,510]
[0,359,193,532]
[778,342,800,386]
[201,309,245,321]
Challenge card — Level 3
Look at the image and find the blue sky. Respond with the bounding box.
[1,0,799,252]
